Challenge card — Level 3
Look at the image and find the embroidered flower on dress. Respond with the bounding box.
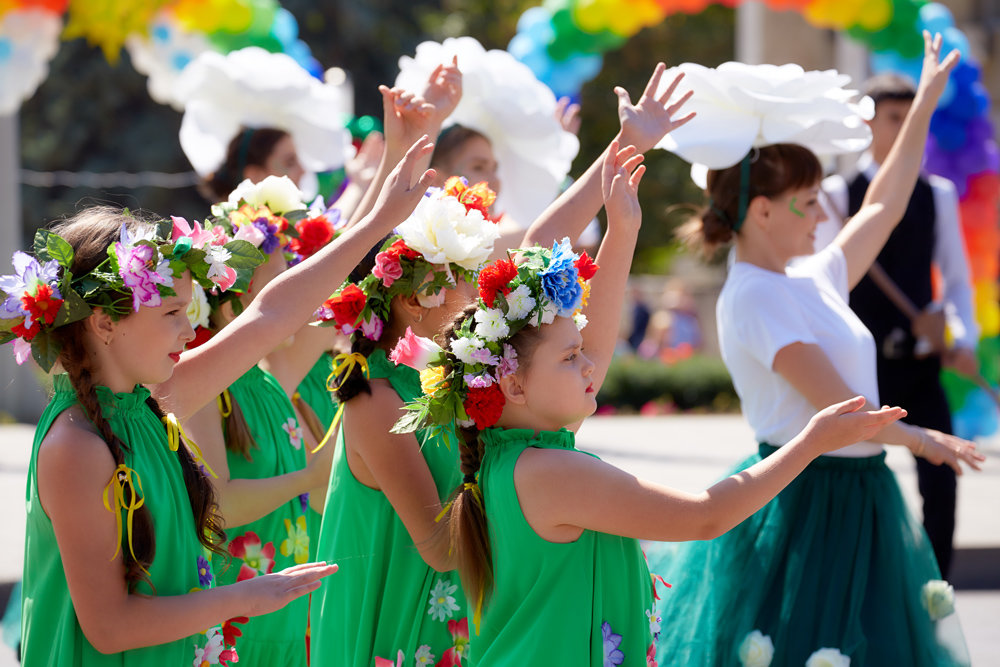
[414,644,435,665]
[374,651,404,667]
[281,417,303,450]
[601,621,625,667]
[280,515,310,564]
[645,608,662,640]
[228,531,276,580]
[646,644,658,667]
[197,554,213,587]
[427,578,461,622]
[192,626,238,667]
[298,492,310,513]
[436,617,470,667]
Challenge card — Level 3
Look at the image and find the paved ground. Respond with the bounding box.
[0,415,997,664]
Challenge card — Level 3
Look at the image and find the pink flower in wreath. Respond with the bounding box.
[373,250,403,287]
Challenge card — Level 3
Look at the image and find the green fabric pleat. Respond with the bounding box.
[650,445,971,666]
[295,351,338,430]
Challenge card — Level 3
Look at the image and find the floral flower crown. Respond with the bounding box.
[314,177,500,343]
[389,238,598,437]
[0,217,265,372]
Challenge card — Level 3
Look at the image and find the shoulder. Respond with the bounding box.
[515,446,600,485]
[721,268,789,313]
[37,408,117,510]
[344,379,409,447]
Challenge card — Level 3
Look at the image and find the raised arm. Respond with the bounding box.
[580,141,645,392]
[518,397,905,543]
[521,63,693,248]
[836,31,959,289]
[157,137,438,419]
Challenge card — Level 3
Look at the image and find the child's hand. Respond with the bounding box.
[616,63,695,153]
[555,96,582,135]
[908,426,985,475]
[601,139,646,229]
[379,85,436,157]
[369,135,437,226]
[345,131,385,190]
[915,31,961,107]
[802,396,905,454]
[240,561,338,617]
[422,56,463,125]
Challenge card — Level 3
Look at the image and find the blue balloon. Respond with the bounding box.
[517,7,555,45]
[931,112,968,151]
[918,3,954,35]
[952,60,980,87]
[941,26,971,62]
[272,8,299,47]
[509,35,553,83]
[938,78,956,108]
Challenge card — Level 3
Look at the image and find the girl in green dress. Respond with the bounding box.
[8,136,437,666]
[390,142,908,666]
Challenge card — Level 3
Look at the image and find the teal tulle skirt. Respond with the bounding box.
[648,445,970,666]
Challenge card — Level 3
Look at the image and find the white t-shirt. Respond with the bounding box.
[717,245,883,457]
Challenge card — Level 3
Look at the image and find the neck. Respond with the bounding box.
[733,236,788,274]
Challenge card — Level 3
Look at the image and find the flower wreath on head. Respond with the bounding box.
[388,237,598,440]
[0,214,266,372]
[314,177,501,347]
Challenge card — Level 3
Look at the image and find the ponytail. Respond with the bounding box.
[332,335,378,403]
[218,390,259,462]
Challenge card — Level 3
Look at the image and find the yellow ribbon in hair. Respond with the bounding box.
[217,389,233,418]
[102,464,146,568]
[312,353,370,454]
[162,413,219,479]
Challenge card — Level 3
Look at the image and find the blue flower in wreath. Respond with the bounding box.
[601,621,624,667]
[197,554,213,587]
[539,238,582,316]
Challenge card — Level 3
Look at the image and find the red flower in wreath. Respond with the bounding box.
[463,383,505,429]
[22,283,63,326]
[328,284,367,329]
[573,251,599,281]
[290,216,335,258]
[386,239,420,261]
[478,259,518,308]
[11,318,41,342]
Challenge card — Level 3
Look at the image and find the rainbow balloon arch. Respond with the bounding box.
[0,0,996,436]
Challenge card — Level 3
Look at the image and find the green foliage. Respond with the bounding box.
[597,354,738,412]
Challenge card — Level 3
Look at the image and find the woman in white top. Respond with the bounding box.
[652,33,983,667]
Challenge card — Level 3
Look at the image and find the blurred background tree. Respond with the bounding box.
[19,1,733,275]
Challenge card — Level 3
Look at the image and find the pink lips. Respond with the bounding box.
[168,352,181,363]
[586,383,594,394]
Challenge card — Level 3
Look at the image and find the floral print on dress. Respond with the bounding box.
[427,578,461,622]
[645,607,662,641]
[228,531,276,581]
[646,644,658,667]
[374,651,404,667]
[197,554,213,587]
[601,621,625,667]
[193,626,238,667]
[435,617,469,667]
[414,645,435,665]
[298,491,310,513]
[280,515,310,564]
[281,417,303,449]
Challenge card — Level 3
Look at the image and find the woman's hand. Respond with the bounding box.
[908,425,985,475]
[616,63,695,153]
[237,562,338,618]
[800,396,906,454]
[601,140,645,230]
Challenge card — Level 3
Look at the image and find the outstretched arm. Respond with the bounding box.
[517,397,905,543]
[157,137,438,420]
[522,63,693,248]
[836,31,959,289]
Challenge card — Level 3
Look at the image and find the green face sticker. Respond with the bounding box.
[789,197,806,218]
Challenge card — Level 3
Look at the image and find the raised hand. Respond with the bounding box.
[616,63,695,153]
[379,85,436,158]
[422,56,463,125]
[911,426,985,475]
[240,562,338,617]
[803,396,906,454]
[555,96,582,135]
[916,31,961,106]
[345,131,385,191]
[369,135,437,225]
[601,139,645,229]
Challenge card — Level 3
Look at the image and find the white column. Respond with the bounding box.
[0,112,45,423]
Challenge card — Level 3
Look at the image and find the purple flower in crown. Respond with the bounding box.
[252,217,281,254]
[496,343,518,379]
[469,347,500,366]
[463,372,495,389]
[0,251,62,320]
[360,312,384,341]
[115,224,174,311]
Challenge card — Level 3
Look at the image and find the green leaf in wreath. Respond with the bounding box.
[31,334,62,373]
[223,240,266,269]
[46,234,74,269]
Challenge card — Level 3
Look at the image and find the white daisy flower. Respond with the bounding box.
[451,337,484,366]
[505,284,536,321]
[427,578,460,622]
[474,308,510,342]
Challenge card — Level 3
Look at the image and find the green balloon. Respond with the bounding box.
[941,368,976,409]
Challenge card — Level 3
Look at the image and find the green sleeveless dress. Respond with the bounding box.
[22,375,214,666]
[310,349,471,667]
[295,351,338,430]
[214,365,313,666]
[474,427,658,666]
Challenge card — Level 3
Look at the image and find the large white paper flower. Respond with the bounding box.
[176,47,353,176]
[805,647,851,667]
[396,37,579,228]
[228,175,306,214]
[125,12,212,110]
[655,61,873,172]
[397,192,500,271]
[0,10,61,115]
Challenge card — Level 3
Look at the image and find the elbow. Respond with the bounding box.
[81,621,131,655]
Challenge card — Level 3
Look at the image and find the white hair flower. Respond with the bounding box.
[474,308,510,342]
[228,175,306,214]
[505,283,536,321]
[450,336,485,366]
[397,193,500,271]
[186,282,211,329]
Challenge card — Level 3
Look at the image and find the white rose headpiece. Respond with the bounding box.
[654,62,873,183]
[395,36,580,228]
[176,47,353,177]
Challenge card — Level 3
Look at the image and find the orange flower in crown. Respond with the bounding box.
[444,176,497,219]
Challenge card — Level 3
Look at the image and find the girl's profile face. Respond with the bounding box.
[516,316,597,431]
[441,135,501,195]
[766,182,826,261]
[106,273,196,388]
[263,134,305,186]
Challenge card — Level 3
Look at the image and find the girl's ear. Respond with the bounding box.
[745,195,771,230]
[395,293,429,323]
[85,307,117,346]
[498,371,527,406]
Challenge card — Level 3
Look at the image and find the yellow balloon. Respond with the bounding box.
[64,0,170,63]
[857,0,893,31]
[975,281,1000,337]
[573,0,612,34]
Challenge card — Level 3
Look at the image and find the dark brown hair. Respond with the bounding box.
[201,128,290,202]
[49,207,226,592]
[439,304,545,608]
[679,144,823,256]
[863,73,916,108]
